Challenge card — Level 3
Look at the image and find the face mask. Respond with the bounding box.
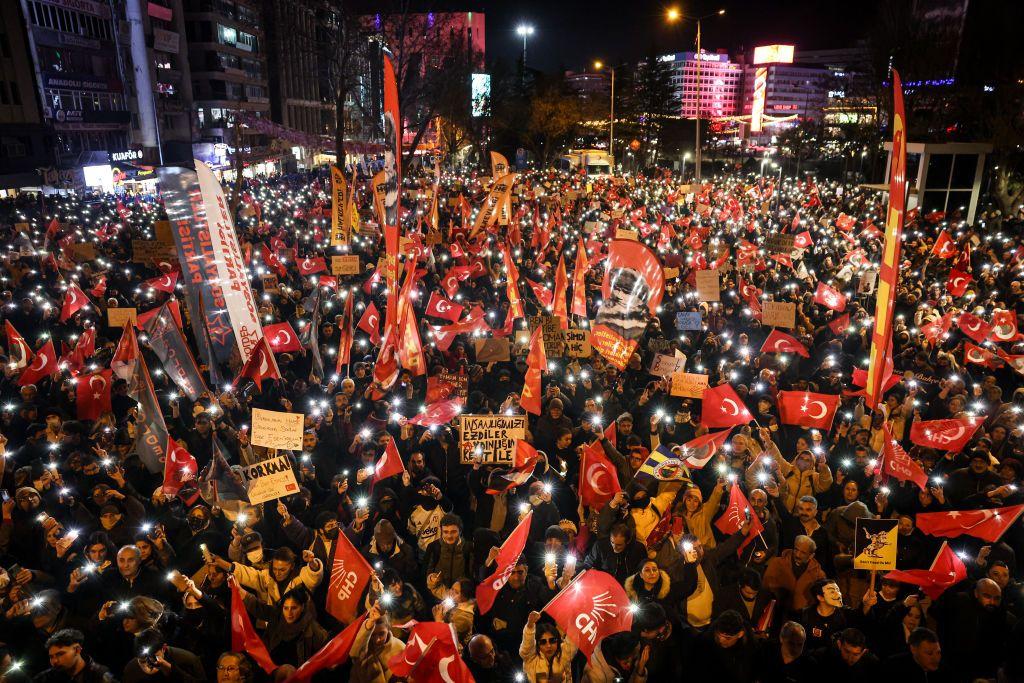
[246,549,263,564]
[187,516,208,532]
[324,528,340,540]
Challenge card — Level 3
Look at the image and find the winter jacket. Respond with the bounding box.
[230,558,323,606]
[762,549,827,616]
[348,617,405,683]
[519,623,578,683]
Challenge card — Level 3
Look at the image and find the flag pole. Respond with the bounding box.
[541,568,588,614]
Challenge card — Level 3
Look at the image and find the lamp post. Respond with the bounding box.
[666,7,725,182]
[594,61,615,170]
[516,24,535,65]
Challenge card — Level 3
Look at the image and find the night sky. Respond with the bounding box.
[408,0,876,72]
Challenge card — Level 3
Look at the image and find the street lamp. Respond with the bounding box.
[594,60,615,170]
[516,24,535,65]
[665,7,726,182]
[682,151,691,178]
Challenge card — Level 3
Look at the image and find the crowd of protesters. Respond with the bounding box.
[0,159,1019,683]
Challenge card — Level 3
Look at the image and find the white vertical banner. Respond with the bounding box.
[193,159,264,361]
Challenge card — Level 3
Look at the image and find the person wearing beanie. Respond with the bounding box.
[362,518,417,578]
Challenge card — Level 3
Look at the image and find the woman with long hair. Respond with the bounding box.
[519,611,577,683]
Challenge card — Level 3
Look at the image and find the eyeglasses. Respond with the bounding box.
[217,665,240,672]
[538,637,560,644]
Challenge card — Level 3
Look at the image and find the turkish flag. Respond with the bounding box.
[336,295,355,375]
[326,527,373,624]
[232,337,282,391]
[317,275,338,291]
[679,428,733,469]
[932,230,957,258]
[163,436,198,497]
[486,440,540,494]
[953,242,972,273]
[357,301,382,346]
[229,577,277,674]
[478,512,534,614]
[59,284,91,322]
[143,270,178,293]
[921,313,953,343]
[793,231,813,249]
[827,313,850,336]
[777,391,840,430]
[553,254,569,329]
[298,256,327,275]
[714,484,764,555]
[813,281,847,312]
[374,436,406,484]
[957,312,992,344]
[990,309,1020,343]
[700,384,753,428]
[526,279,554,309]
[947,269,972,297]
[261,244,286,277]
[544,569,633,659]
[572,237,590,317]
[579,441,621,508]
[76,369,112,421]
[603,421,617,448]
[136,299,183,330]
[916,504,1024,543]
[285,614,367,683]
[407,398,464,427]
[5,320,31,369]
[263,322,302,353]
[18,340,57,386]
[388,623,461,678]
[405,635,474,683]
[520,326,546,416]
[760,329,809,358]
[836,213,856,231]
[885,542,967,601]
[89,275,107,299]
[111,323,140,381]
[878,423,928,490]
[909,417,984,452]
[964,342,1000,368]
[998,349,1024,376]
[424,291,464,322]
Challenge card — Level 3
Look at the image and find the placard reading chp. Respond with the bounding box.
[459,414,527,464]
[695,269,721,302]
[107,307,138,327]
[331,255,361,275]
[853,518,899,571]
[762,301,797,328]
[564,328,592,358]
[240,455,300,505]
[670,372,709,398]
[250,408,305,451]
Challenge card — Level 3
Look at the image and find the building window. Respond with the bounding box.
[217,24,237,46]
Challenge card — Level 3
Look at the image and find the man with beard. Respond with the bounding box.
[480,559,555,658]
[595,268,652,340]
[763,535,828,618]
[930,577,1017,680]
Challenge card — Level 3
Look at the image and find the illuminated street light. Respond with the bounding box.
[516,24,535,64]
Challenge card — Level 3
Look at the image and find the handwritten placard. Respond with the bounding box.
[459,414,527,464]
[564,328,592,358]
[650,353,687,377]
[331,255,361,275]
[107,307,138,327]
[762,301,797,328]
[695,269,721,302]
[251,408,304,451]
[474,338,511,363]
[241,455,300,505]
[671,372,709,398]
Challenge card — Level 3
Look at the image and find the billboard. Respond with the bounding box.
[472,73,490,117]
[752,44,795,65]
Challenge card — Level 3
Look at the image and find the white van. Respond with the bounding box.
[557,149,612,176]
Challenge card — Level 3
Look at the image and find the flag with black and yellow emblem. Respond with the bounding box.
[854,518,899,571]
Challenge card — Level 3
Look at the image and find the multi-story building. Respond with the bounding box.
[263,0,330,138]
[18,0,132,172]
[660,50,742,120]
[184,0,272,169]
[737,49,830,140]
[0,0,51,190]
[565,70,610,101]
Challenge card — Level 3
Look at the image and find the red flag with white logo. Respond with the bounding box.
[326,526,373,625]
[957,312,992,344]
[232,337,282,391]
[59,284,91,322]
[163,436,198,497]
[579,441,622,508]
[543,569,633,659]
[714,484,764,555]
[478,512,533,614]
[915,504,1024,543]
[407,636,474,683]
[885,542,967,600]
[878,423,928,491]
[947,269,972,297]
[700,384,753,428]
[990,309,1021,343]
[813,281,847,312]
[76,369,112,421]
[407,398,464,427]
[298,256,327,275]
[263,322,302,353]
[357,301,382,346]
[229,576,276,674]
[908,416,984,452]
[520,326,546,415]
[760,329,809,358]
[921,313,953,343]
[5,320,31,369]
[284,614,367,683]
[777,391,840,430]
[143,270,178,293]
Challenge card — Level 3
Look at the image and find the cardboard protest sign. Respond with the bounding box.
[675,312,703,331]
[857,271,877,295]
[513,329,532,356]
[331,255,360,275]
[650,353,687,377]
[614,229,639,241]
[131,240,175,263]
[564,328,592,358]
[69,243,96,262]
[663,267,680,280]
[459,414,527,464]
[474,338,511,363]
[671,372,709,398]
[154,220,175,245]
[528,315,566,357]
[108,307,138,327]
[853,518,899,571]
[251,408,304,451]
[240,455,300,505]
[261,275,279,292]
[762,301,797,328]
[765,234,797,254]
[695,269,721,302]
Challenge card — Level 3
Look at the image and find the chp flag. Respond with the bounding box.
[543,569,633,659]
[865,70,907,411]
[326,527,373,624]
[878,423,928,491]
[853,517,899,571]
[477,512,533,614]
[909,417,985,452]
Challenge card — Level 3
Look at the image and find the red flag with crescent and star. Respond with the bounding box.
[700,384,753,428]
[915,504,1024,543]
[263,322,302,353]
[777,391,840,430]
[229,576,276,673]
[760,329,810,358]
[232,337,281,391]
[76,369,112,421]
[579,441,622,508]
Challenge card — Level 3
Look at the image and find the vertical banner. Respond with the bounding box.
[130,355,169,474]
[371,170,387,229]
[592,240,665,369]
[470,173,518,238]
[750,67,767,133]
[330,165,349,245]
[158,162,265,365]
[490,151,509,179]
[866,71,907,411]
[143,302,209,402]
[382,50,402,331]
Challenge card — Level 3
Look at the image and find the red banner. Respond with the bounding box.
[477,512,533,614]
[326,527,373,624]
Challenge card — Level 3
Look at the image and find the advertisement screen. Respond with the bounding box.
[753,44,795,65]
[472,73,491,117]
